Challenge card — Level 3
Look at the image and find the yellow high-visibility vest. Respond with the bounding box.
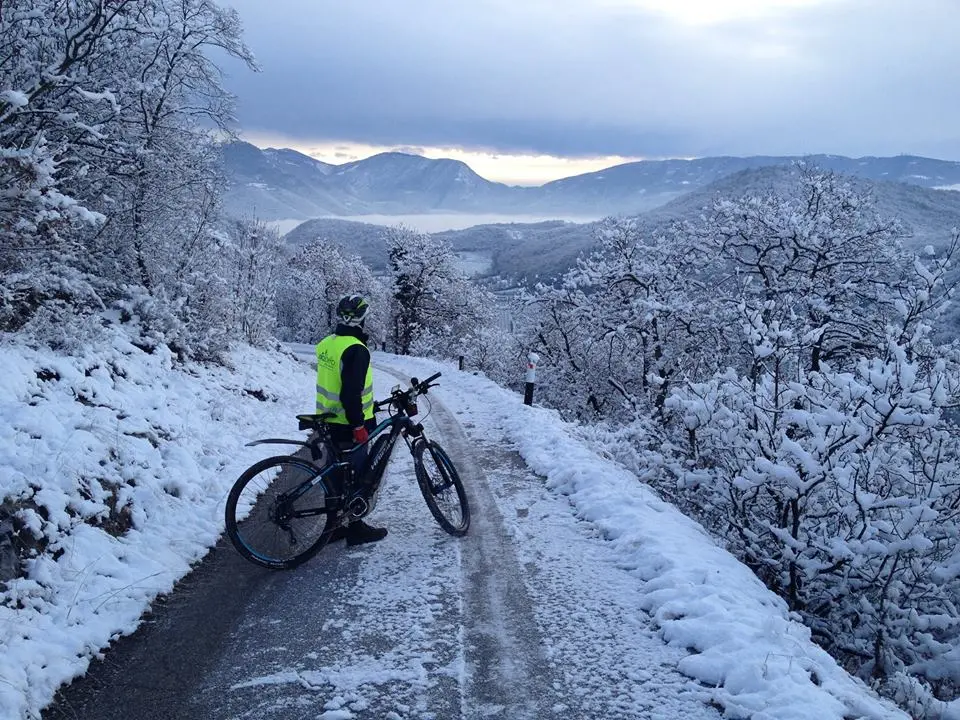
[315,335,374,424]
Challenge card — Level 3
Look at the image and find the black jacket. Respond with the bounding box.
[336,324,371,428]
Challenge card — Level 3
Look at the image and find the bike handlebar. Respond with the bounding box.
[374,371,442,412]
[418,371,442,391]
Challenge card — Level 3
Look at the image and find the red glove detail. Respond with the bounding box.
[352,426,369,444]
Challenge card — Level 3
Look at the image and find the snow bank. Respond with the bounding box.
[382,355,909,720]
[0,333,314,719]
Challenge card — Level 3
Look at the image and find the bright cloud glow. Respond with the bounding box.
[240,131,646,185]
[221,0,960,163]
[621,0,836,25]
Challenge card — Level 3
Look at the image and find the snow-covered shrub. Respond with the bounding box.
[459,325,527,387]
[1,0,256,353]
[386,225,511,367]
[663,174,960,707]
[525,167,960,712]
[0,267,104,346]
[669,335,960,686]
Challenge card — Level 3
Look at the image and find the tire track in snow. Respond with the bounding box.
[380,359,723,720]
[380,364,571,719]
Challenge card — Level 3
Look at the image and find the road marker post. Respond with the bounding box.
[524,352,539,406]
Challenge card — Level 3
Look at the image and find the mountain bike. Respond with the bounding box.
[224,372,470,569]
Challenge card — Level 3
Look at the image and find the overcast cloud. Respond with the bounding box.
[219,0,960,165]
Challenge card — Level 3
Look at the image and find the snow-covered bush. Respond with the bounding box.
[669,335,960,683]
[670,176,960,707]
[526,167,960,712]
[386,225,512,369]
[1,0,256,358]
[458,325,527,387]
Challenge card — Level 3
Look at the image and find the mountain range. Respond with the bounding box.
[283,164,960,282]
[221,141,960,221]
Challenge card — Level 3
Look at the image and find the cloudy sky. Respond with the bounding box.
[220,0,960,184]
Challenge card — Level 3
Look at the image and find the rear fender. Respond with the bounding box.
[245,438,324,463]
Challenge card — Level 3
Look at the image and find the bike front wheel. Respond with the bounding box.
[224,455,336,569]
[413,440,470,536]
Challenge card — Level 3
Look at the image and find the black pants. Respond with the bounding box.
[328,418,381,520]
[328,417,377,475]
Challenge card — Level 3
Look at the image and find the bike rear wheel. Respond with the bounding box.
[413,440,470,536]
[224,455,336,569]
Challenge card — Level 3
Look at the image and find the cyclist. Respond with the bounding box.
[315,294,388,546]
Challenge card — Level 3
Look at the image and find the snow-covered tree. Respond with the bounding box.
[689,168,909,378]
[386,226,499,359]
[528,217,721,422]
[0,0,256,358]
[221,218,284,346]
[275,238,388,345]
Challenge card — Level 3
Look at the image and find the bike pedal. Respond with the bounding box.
[347,495,369,518]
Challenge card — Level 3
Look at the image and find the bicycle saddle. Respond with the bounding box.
[297,413,336,432]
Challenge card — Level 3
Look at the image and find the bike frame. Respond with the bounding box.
[225,371,463,568]
[363,411,426,472]
[245,404,428,514]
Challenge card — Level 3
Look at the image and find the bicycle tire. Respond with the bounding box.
[224,455,336,569]
[413,440,470,536]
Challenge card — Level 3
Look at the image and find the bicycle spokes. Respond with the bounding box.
[414,440,470,536]
[225,457,334,569]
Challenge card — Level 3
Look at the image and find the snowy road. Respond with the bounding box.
[43,364,719,720]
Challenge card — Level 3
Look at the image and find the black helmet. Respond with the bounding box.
[336,294,370,326]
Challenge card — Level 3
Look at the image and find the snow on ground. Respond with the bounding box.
[0,331,315,720]
[0,332,909,719]
[379,355,910,720]
[209,365,720,719]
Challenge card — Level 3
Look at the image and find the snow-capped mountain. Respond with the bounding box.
[221,142,960,221]
[221,142,518,218]
[221,141,348,218]
[328,152,516,211]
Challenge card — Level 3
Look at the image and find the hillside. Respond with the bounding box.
[282,216,601,280]
[278,165,960,285]
[646,165,960,249]
[221,142,960,222]
[283,217,392,270]
[436,220,600,281]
